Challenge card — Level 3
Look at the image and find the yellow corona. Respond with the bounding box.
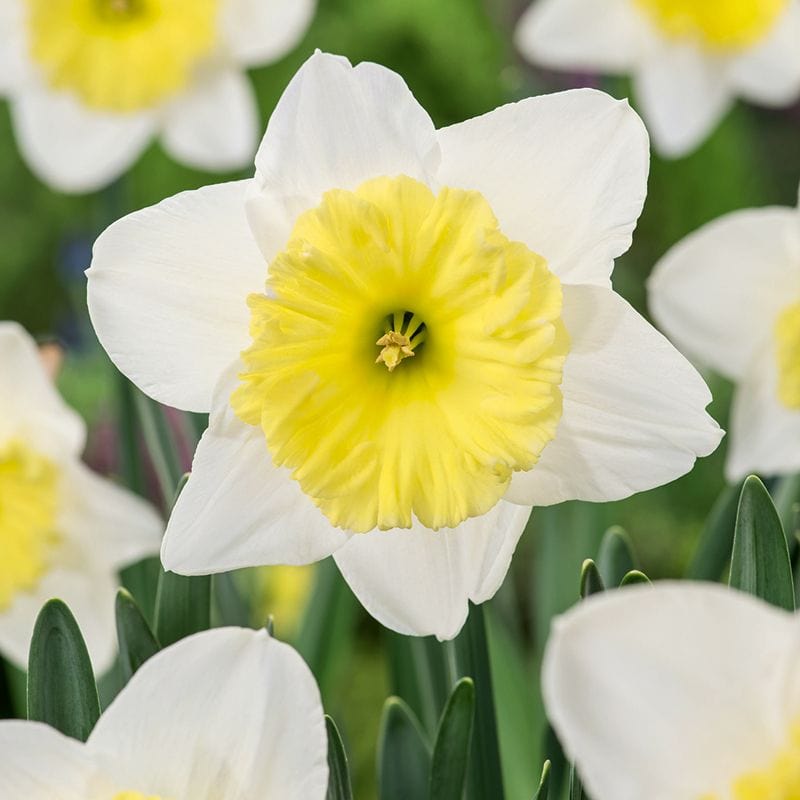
[635,0,788,49]
[233,175,568,533]
[26,0,219,111]
[776,301,800,410]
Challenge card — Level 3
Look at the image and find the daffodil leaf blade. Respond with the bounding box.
[212,571,251,628]
[325,715,354,800]
[774,472,800,545]
[115,588,160,683]
[620,570,651,586]
[377,697,431,800]
[429,677,475,800]
[596,526,636,587]
[568,764,585,800]
[687,481,742,580]
[730,475,794,611]
[154,570,212,647]
[27,599,100,741]
[579,560,605,598]
[533,761,551,800]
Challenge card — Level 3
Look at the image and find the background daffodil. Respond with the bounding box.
[0,322,161,672]
[0,627,329,799]
[87,51,722,640]
[543,583,800,800]
[0,0,316,193]
[515,0,800,158]
[648,186,800,480]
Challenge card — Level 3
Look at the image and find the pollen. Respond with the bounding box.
[0,440,60,611]
[776,301,800,410]
[233,175,568,533]
[635,0,788,50]
[26,0,219,111]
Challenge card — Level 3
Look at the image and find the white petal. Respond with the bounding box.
[648,207,800,381]
[0,0,31,95]
[87,180,266,413]
[543,582,798,800]
[59,461,163,571]
[249,51,439,260]
[515,0,650,73]
[0,720,100,799]
[88,628,328,800]
[162,67,258,172]
[161,367,349,574]
[333,501,531,640]
[222,0,316,66]
[436,89,649,287]
[726,341,800,480]
[729,3,800,106]
[0,568,118,673]
[10,88,155,194]
[634,43,732,158]
[506,285,722,506]
[0,321,85,460]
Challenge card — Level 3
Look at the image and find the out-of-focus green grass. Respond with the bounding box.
[1,0,798,797]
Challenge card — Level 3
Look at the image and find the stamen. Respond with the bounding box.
[376,311,425,371]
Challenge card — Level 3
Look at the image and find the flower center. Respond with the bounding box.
[634,0,788,50]
[25,0,219,111]
[776,300,800,410]
[233,175,568,533]
[0,440,60,611]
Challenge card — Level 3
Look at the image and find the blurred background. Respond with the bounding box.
[1,0,799,797]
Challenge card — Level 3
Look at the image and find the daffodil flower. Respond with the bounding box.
[0,322,161,671]
[516,0,800,158]
[648,188,800,480]
[87,52,722,640]
[0,0,316,193]
[543,583,800,800]
[0,627,328,799]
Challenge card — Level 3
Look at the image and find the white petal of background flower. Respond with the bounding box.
[0,0,31,95]
[11,87,157,194]
[87,628,328,800]
[543,583,800,800]
[0,322,86,460]
[223,0,318,66]
[333,501,531,640]
[0,720,100,800]
[436,88,649,288]
[515,0,651,73]
[162,369,349,574]
[87,180,266,413]
[648,206,800,381]
[162,67,258,172]
[506,285,722,506]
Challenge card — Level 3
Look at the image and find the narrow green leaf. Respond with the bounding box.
[429,678,475,800]
[579,560,605,598]
[154,570,212,647]
[115,589,160,683]
[120,556,161,628]
[325,715,354,800]
[620,570,651,587]
[541,725,566,800]
[687,481,742,580]
[568,765,584,800]
[27,600,100,741]
[775,473,800,545]
[596,527,636,587]
[377,697,431,800]
[730,476,795,610]
[533,761,551,800]
[212,572,251,628]
[453,602,505,800]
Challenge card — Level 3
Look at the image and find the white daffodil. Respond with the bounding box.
[542,583,800,800]
[648,190,800,480]
[515,0,800,158]
[0,0,316,193]
[0,627,329,799]
[0,322,161,671]
[87,51,722,640]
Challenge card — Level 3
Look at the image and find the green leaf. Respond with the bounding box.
[212,572,251,628]
[453,602,505,800]
[533,761,551,800]
[579,560,605,598]
[730,476,795,610]
[377,697,431,800]
[27,600,100,741]
[687,481,742,580]
[596,527,636,587]
[775,473,800,544]
[568,765,584,800]
[325,715,354,800]
[115,589,160,683]
[429,678,475,800]
[620,570,651,587]
[154,570,211,647]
